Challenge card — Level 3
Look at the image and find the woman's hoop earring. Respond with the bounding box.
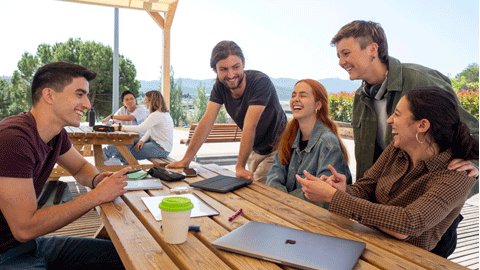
[416,132,425,144]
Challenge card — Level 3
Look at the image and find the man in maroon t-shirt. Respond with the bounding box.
[0,62,129,269]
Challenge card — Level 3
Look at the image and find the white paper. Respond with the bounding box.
[141,193,219,221]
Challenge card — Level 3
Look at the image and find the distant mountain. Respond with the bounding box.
[139,77,360,101]
[2,74,359,101]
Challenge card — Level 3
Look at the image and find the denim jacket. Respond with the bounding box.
[266,120,352,208]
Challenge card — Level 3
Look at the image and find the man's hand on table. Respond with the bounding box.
[235,166,253,180]
[92,167,130,204]
[167,159,190,169]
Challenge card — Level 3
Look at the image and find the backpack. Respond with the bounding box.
[37,180,73,209]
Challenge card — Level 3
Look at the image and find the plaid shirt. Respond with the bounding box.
[330,143,477,251]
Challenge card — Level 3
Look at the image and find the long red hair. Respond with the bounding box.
[278,79,349,165]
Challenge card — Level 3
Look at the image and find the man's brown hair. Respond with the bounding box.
[331,20,389,64]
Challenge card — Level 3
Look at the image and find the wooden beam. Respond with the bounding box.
[59,0,172,12]
[162,1,177,108]
[164,1,178,29]
[147,11,165,29]
[163,27,171,108]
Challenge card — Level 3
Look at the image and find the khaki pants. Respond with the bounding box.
[246,150,276,183]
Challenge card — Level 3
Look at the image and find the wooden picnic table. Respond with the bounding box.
[50,126,162,180]
[96,163,468,270]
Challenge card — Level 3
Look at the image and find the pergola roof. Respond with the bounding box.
[58,0,178,107]
[60,0,177,13]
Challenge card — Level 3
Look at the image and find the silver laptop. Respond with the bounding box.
[212,221,365,270]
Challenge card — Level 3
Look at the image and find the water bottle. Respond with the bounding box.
[88,108,96,127]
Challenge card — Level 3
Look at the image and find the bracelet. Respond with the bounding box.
[91,173,101,188]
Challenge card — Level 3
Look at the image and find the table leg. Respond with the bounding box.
[73,144,83,153]
[93,143,156,172]
[93,145,105,167]
[115,145,140,165]
[83,144,93,156]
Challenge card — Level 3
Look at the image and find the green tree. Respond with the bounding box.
[6,38,140,118]
[158,66,187,127]
[9,70,31,114]
[0,79,15,120]
[456,63,479,83]
[451,63,479,92]
[169,77,187,127]
[192,84,208,123]
[215,107,228,123]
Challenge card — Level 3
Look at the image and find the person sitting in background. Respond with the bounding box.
[103,90,174,164]
[266,79,351,208]
[101,90,148,126]
[297,87,478,257]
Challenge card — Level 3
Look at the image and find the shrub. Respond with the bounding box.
[457,89,479,119]
[328,91,354,122]
[328,90,479,122]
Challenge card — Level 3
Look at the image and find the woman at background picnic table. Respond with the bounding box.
[266,79,351,208]
[297,86,478,257]
[103,90,174,164]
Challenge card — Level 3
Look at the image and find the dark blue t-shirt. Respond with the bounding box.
[210,70,286,155]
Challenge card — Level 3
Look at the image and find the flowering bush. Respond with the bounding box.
[328,91,354,122]
[457,89,479,119]
[328,90,479,122]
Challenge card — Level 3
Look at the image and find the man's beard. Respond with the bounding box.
[221,72,245,90]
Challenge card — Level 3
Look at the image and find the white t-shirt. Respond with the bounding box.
[114,105,148,126]
[122,111,174,153]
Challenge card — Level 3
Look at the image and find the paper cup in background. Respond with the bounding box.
[159,197,194,244]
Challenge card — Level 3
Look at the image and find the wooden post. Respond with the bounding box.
[147,1,178,108]
[163,28,171,108]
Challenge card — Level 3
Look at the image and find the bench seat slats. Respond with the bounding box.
[180,123,242,145]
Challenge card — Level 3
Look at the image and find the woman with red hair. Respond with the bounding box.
[266,79,351,208]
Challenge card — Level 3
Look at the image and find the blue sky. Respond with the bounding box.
[0,0,478,83]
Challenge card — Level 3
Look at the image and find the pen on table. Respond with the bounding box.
[161,224,201,232]
[228,208,243,221]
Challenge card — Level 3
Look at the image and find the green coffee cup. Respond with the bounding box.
[159,196,194,244]
[159,196,194,212]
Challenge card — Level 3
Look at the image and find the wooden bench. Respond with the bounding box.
[147,157,177,167]
[180,123,242,146]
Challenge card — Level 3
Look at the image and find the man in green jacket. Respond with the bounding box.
[331,20,479,182]
[330,20,479,258]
